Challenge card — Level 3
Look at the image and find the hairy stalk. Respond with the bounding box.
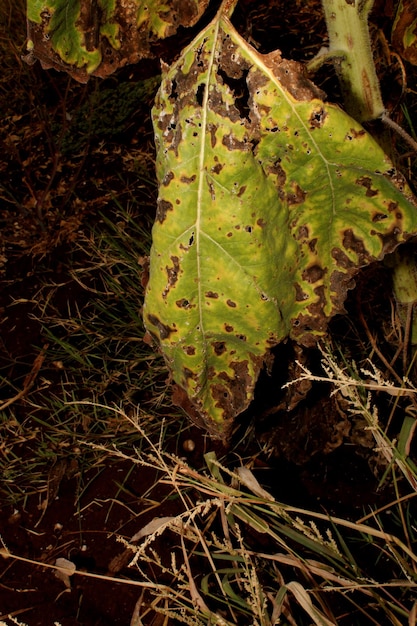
[317,0,384,122]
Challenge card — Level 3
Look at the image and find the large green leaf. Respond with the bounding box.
[143,12,417,439]
[26,0,209,82]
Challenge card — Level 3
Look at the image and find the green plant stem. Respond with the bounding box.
[319,0,384,122]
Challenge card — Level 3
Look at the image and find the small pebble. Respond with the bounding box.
[182,439,196,453]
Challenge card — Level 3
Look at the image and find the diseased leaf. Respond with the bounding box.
[143,12,417,439]
[26,0,209,82]
[392,0,417,65]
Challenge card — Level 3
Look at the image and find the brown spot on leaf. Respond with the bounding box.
[185,345,196,355]
[180,174,196,184]
[162,171,174,186]
[287,183,306,205]
[257,218,266,228]
[156,199,173,223]
[378,227,404,254]
[297,225,309,240]
[345,127,366,140]
[332,247,353,270]
[372,212,387,223]
[226,299,237,308]
[147,314,177,340]
[222,133,248,151]
[206,291,219,298]
[343,229,372,264]
[219,33,250,80]
[176,298,192,309]
[266,160,287,188]
[309,107,327,129]
[237,185,247,197]
[212,341,227,356]
[211,162,223,175]
[207,123,218,148]
[171,384,209,432]
[302,264,325,283]
[224,324,234,332]
[167,256,180,284]
[208,84,242,123]
[207,179,216,200]
[261,54,325,101]
[355,176,378,197]
[211,358,261,417]
[295,283,308,302]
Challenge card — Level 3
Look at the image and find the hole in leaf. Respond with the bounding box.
[196,83,205,106]
[169,78,178,102]
[218,67,251,121]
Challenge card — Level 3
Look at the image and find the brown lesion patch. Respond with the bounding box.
[211,356,265,420]
[176,298,193,309]
[342,229,372,264]
[261,53,325,101]
[226,299,237,308]
[163,255,180,297]
[206,291,219,298]
[207,123,218,148]
[167,255,180,284]
[378,225,404,254]
[309,238,318,253]
[212,341,227,356]
[162,171,174,186]
[302,264,325,284]
[156,198,174,223]
[295,283,308,302]
[266,159,287,188]
[355,176,378,197]
[286,182,306,205]
[332,246,354,270]
[345,128,366,141]
[309,107,327,129]
[296,225,309,240]
[372,212,387,223]
[222,133,248,151]
[185,345,196,355]
[147,314,177,340]
[387,201,399,213]
[211,162,224,175]
[180,174,196,184]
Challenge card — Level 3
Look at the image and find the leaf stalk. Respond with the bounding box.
[319,0,385,122]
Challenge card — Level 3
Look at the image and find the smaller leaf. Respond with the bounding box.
[26,0,210,82]
[130,516,176,542]
[236,467,275,502]
[286,581,337,626]
[392,0,417,65]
